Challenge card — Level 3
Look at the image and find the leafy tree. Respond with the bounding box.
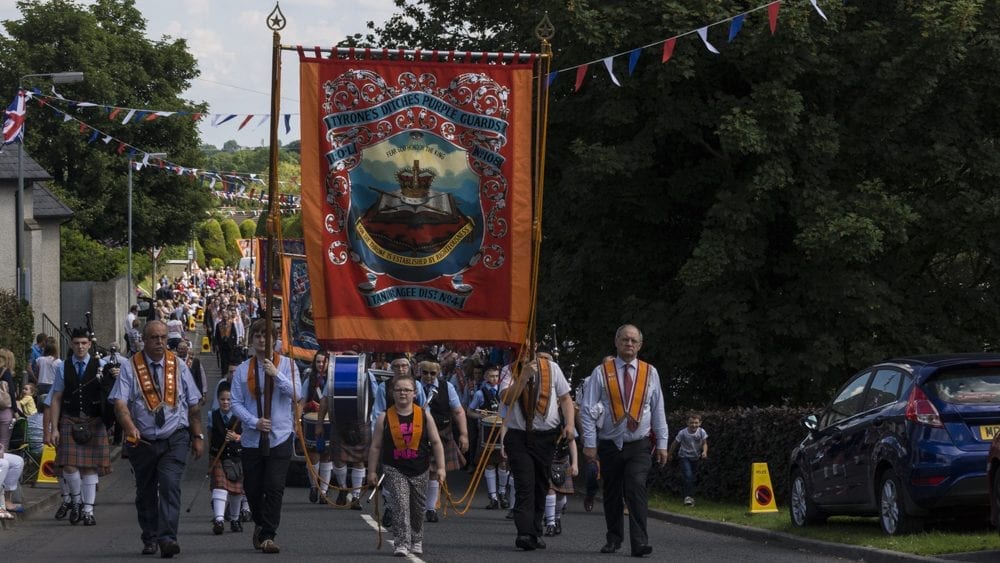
[281,213,303,238]
[0,288,34,377]
[0,0,213,256]
[61,227,126,281]
[198,219,228,266]
[239,219,257,239]
[222,140,241,152]
[369,1,1000,407]
[220,217,243,265]
[193,239,206,268]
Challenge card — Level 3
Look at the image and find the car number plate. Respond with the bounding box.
[978,425,1000,440]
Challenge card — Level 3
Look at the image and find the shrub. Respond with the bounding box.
[209,257,225,270]
[0,288,35,379]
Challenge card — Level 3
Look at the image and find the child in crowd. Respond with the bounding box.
[543,424,577,536]
[18,382,37,417]
[467,366,510,509]
[208,382,244,534]
[669,412,708,506]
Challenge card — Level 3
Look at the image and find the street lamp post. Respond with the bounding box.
[16,71,84,303]
[128,152,167,307]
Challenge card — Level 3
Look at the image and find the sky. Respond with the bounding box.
[0,0,400,148]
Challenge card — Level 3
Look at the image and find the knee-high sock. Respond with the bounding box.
[227,493,242,521]
[310,462,320,487]
[59,472,71,502]
[485,466,497,497]
[498,468,510,496]
[64,470,82,503]
[212,489,228,521]
[557,493,568,515]
[81,473,98,514]
[426,478,439,511]
[319,462,333,495]
[333,464,347,488]
[544,492,556,525]
[351,467,365,498]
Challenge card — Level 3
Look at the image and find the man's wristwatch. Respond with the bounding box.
[192,433,204,440]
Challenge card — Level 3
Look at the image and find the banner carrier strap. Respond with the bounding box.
[287,45,541,64]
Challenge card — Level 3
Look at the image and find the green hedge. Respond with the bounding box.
[647,406,817,505]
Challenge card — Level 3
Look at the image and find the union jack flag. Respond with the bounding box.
[2,90,26,145]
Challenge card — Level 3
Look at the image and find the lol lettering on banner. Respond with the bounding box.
[299,51,536,351]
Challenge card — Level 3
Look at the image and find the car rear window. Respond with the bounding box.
[928,368,1000,404]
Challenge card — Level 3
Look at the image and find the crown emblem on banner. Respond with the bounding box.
[396,160,437,199]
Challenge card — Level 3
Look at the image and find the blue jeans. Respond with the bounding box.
[679,457,700,498]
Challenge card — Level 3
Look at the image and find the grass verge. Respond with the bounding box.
[649,493,999,556]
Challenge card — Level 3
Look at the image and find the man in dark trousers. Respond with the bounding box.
[229,319,300,554]
[499,349,575,551]
[110,320,204,557]
[579,324,669,558]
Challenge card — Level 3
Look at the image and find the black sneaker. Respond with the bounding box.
[335,489,348,506]
[543,524,556,537]
[55,501,72,520]
[505,509,514,520]
[486,497,499,510]
[350,496,363,510]
[213,519,225,535]
[554,519,562,535]
[499,494,510,509]
[69,503,82,525]
[425,509,438,523]
[309,487,319,503]
[230,520,243,533]
[381,508,393,528]
[82,513,96,526]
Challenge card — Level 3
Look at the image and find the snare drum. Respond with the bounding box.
[330,354,371,425]
[301,412,332,449]
[479,415,504,451]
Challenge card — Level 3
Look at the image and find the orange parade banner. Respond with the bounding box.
[299,51,536,351]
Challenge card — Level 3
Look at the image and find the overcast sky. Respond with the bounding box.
[0,0,399,148]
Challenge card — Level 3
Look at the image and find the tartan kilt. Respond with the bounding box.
[549,453,574,495]
[209,459,244,494]
[332,421,371,465]
[57,416,112,476]
[430,424,465,472]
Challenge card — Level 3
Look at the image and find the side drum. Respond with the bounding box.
[329,354,371,425]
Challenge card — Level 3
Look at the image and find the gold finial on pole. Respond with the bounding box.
[267,2,286,31]
[535,12,555,43]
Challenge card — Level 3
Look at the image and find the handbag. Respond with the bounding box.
[550,458,570,487]
[0,380,10,409]
[71,421,94,445]
[222,458,243,482]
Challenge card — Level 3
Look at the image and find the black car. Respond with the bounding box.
[789,354,1000,534]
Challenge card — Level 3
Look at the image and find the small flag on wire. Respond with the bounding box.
[3,90,26,145]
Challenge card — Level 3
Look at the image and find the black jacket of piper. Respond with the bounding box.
[62,357,113,419]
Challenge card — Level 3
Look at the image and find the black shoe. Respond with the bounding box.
[554,519,562,535]
[584,495,594,512]
[543,524,556,537]
[499,494,510,509]
[82,513,96,526]
[309,487,319,503]
[336,489,348,506]
[486,498,499,509]
[425,509,438,522]
[141,542,158,555]
[600,542,621,554]
[631,545,653,558]
[533,537,546,549]
[350,496,363,510]
[55,501,71,520]
[505,509,514,520]
[213,519,225,535]
[253,525,262,550]
[69,503,82,525]
[158,540,180,559]
[381,509,393,528]
[230,519,243,532]
[515,534,537,551]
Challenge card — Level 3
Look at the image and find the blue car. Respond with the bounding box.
[789,354,1000,534]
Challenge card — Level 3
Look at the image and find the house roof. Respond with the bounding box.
[0,144,53,181]
[33,183,73,220]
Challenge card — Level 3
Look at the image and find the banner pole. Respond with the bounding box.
[261,2,287,457]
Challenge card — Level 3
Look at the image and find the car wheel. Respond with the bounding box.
[790,470,826,527]
[878,471,922,535]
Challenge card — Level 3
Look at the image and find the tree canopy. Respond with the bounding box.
[0,0,212,255]
[368,0,1000,406]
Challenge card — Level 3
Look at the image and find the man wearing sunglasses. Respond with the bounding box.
[418,360,468,523]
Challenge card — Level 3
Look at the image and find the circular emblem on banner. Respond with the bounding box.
[347,131,484,282]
